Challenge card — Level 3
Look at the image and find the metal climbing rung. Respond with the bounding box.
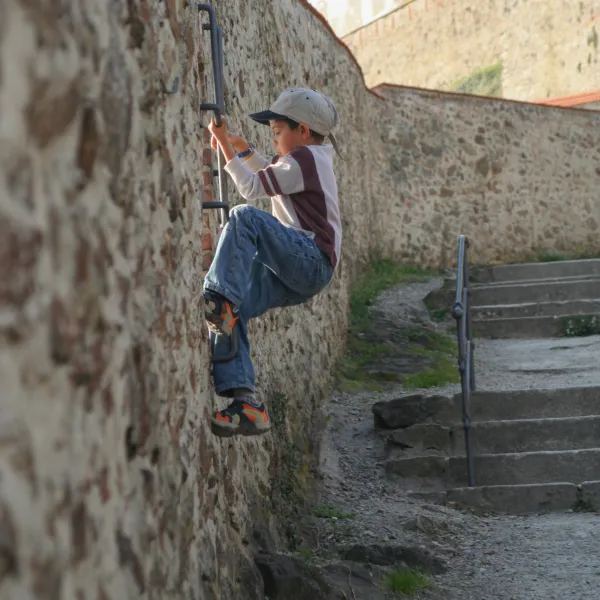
[198,4,237,363]
[198,3,228,227]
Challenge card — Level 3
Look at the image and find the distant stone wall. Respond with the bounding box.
[374,85,600,266]
[343,0,600,101]
[1,1,600,600]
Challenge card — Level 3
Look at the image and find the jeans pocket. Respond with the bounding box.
[288,251,331,296]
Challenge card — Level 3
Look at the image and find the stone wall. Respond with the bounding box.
[343,0,600,101]
[0,1,377,599]
[373,84,600,266]
[1,1,600,600]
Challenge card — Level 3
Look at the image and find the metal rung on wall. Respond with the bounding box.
[198,3,229,227]
[198,4,238,363]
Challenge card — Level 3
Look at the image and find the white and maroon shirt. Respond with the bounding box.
[224,144,342,268]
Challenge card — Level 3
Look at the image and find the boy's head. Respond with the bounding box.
[268,118,324,156]
[249,88,339,156]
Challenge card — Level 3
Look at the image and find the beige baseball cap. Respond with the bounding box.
[249,88,341,156]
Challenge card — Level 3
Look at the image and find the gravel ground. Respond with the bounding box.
[316,277,600,600]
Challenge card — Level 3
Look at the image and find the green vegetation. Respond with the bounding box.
[292,547,315,563]
[337,259,460,391]
[338,259,435,391]
[572,493,596,513]
[430,307,449,322]
[312,504,355,520]
[450,62,503,97]
[269,391,289,434]
[508,248,600,265]
[268,392,307,550]
[536,253,569,263]
[587,26,598,50]
[348,259,435,329]
[559,315,600,337]
[403,329,460,389]
[384,568,431,596]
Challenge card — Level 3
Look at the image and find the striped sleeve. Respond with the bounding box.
[242,150,269,173]
[224,154,306,202]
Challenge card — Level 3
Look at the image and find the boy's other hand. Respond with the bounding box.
[209,118,248,154]
[209,116,229,145]
[229,135,249,153]
[208,116,238,163]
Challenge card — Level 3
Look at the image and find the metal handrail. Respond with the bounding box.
[451,235,476,487]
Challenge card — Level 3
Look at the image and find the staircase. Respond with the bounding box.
[378,257,600,514]
[471,258,600,339]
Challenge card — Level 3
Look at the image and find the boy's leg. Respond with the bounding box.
[209,261,303,436]
[209,259,291,396]
[205,207,334,436]
[204,204,333,311]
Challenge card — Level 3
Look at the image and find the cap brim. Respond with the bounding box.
[249,110,288,125]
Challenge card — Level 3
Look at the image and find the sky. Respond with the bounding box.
[308,0,402,36]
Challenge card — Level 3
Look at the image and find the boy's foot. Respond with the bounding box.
[210,399,271,437]
[204,290,239,336]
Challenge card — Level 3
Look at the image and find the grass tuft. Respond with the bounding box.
[450,62,503,97]
[560,315,600,337]
[537,253,568,263]
[348,259,435,330]
[572,496,596,513]
[312,504,355,520]
[384,568,431,595]
[402,330,460,389]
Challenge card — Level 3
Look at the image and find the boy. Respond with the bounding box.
[205,88,342,437]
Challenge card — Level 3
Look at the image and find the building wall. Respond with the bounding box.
[1,1,600,600]
[343,0,600,101]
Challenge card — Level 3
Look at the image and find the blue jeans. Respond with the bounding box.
[203,204,334,396]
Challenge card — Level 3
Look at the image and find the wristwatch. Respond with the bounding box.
[237,144,254,159]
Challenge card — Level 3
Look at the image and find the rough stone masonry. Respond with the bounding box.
[1,1,600,599]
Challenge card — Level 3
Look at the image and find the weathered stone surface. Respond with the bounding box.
[255,553,343,600]
[320,562,389,600]
[339,543,447,574]
[373,395,454,429]
[581,481,600,509]
[2,0,600,598]
[385,454,449,480]
[446,483,580,515]
[387,423,452,455]
[342,0,600,102]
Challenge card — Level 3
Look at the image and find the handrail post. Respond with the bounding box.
[452,235,475,487]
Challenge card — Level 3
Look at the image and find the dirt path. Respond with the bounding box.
[316,278,600,600]
[426,512,600,600]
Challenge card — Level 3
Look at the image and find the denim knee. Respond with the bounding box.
[229,204,256,224]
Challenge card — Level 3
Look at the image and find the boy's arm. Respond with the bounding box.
[228,134,270,172]
[209,117,304,201]
[224,155,304,202]
[243,150,270,173]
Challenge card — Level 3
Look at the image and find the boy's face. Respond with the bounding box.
[269,119,311,156]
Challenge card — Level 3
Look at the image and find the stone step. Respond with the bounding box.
[445,481,600,514]
[386,448,600,488]
[375,387,600,429]
[451,415,600,455]
[472,313,600,339]
[445,386,600,423]
[471,277,600,306]
[472,299,600,320]
[448,448,600,487]
[475,273,600,288]
[472,259,600,284]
